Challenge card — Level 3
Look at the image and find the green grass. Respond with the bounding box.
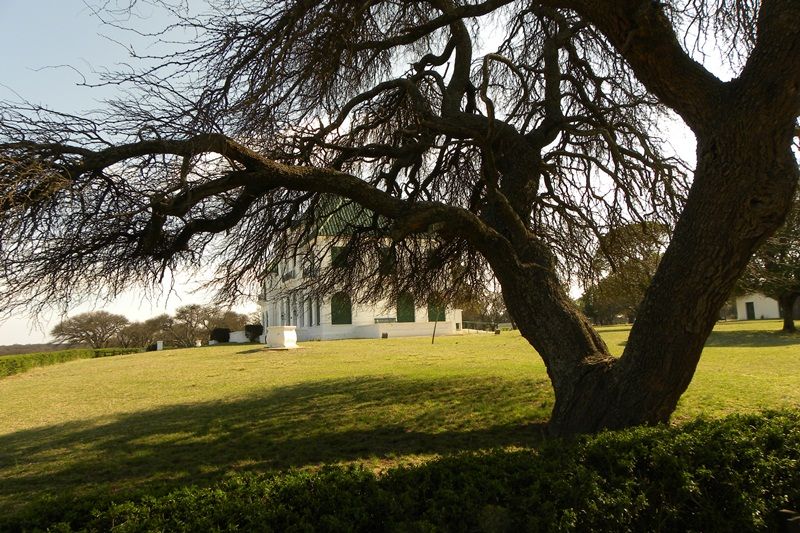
[0,320,798,521]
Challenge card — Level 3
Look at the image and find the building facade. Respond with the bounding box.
[735,292,800,320]
[258,245,463,341]
[259,196,464,342]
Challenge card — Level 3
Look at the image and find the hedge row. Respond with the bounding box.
[0,347,141,378]
[17,410,800,532]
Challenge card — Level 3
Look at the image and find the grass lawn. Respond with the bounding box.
[0,319,798,519]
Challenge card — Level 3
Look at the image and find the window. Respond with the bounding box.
[331,292,352,325]
[299,295,305,327]
[303,256,318,278]
[378,247,396,276]
[427,299,446,322]
[331,246,347,268]
[397,292,415,323]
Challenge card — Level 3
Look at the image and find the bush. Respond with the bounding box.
[244,324,264,342]
[210,327,230,343]
[13,411,799,532]
[0,348,140,378]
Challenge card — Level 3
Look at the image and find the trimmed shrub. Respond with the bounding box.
[11,410,799,532]
[210,328,230,343]
[0,348,140,378]
[244,324,264,342]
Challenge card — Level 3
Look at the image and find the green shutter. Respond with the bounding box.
[397,293,415,323]
[331,246,347,268]
[427,301,445,322]
[331,292,352,324]
[378,247,396,276]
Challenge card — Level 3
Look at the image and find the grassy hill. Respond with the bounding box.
[0,320,797,523]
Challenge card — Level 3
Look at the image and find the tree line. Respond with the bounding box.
[50,305,258,349]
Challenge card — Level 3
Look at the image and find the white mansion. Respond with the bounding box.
[258,200,463,342]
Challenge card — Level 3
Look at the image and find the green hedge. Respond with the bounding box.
[0,348,141,378]
[13,411,799,532]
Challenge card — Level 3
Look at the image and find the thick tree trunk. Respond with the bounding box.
[489,255,617,436]
[779,293,798,332]
[490,118,798,437]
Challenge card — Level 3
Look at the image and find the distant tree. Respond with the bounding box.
[164,304,249,346]
[244,324,264,342]
[51,311,129,348]
[738,193,800,332]
[116,314,170,348]
[219,310,249,332]
[210,327,231,343]
[483,291,511,326]
[581,276,633,325]
[164,305,212,347]
[460,288,510,328]
[581,223,667,324]
[718,298,738,320]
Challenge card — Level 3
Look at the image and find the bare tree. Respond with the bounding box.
[116,314,171,348]
[1,1,799,434]
[51,311,129,348]
[163,304,248,346]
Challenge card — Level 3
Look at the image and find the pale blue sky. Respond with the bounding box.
[0,1,255,345]
[0,1,135,111]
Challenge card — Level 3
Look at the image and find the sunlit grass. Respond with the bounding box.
[0,320,797,518]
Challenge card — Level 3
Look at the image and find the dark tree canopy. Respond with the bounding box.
[581,222,667,324]
[1,0,799,434]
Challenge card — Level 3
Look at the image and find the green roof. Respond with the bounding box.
[309,195,389,237]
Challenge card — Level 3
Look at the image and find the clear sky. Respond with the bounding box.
[0,1,256,345]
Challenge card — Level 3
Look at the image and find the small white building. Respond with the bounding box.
[736,292,780,320]
[258,199,463,342]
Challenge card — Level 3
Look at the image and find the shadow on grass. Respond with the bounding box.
[0,375,550,519]
[235,347,270,354]
[611,327,800,350]
[704,329,800,347]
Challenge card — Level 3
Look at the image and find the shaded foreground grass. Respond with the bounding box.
[0,320,798,524]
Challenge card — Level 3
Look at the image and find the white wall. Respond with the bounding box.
[229,330,249,343]
[736,293,780,320]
